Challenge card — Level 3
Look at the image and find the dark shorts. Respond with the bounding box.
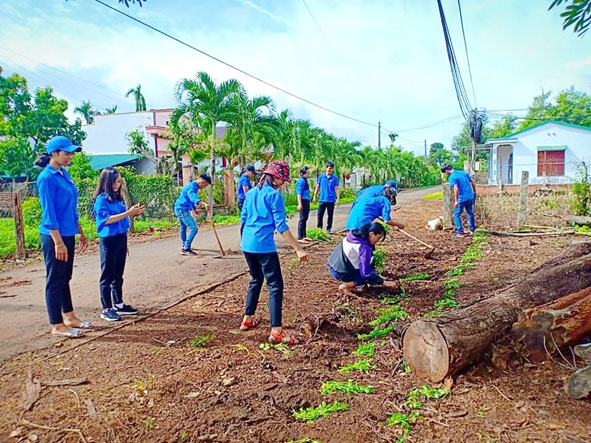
[328,266,365,287]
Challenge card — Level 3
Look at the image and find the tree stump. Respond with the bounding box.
[511,287,591,362]
[403,241,591,382]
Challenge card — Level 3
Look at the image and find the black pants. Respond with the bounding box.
[317,201,335,231]
[298,199,310,239]
[41,234,75,325]
[99,233,127,310]
[243,251,284,327]
[237,199,244,213]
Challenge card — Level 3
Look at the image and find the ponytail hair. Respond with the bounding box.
[351,222,386,240]
[257,173,276,189]
[300,166,309,177]
[35,152,52,168]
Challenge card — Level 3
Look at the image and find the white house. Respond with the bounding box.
[485,120,591,185]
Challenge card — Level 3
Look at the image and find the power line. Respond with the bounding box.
[385,115,462,133]
[457,0,477,108]
[93,0,379,128]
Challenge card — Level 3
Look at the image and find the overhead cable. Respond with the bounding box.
[457,0,477,108]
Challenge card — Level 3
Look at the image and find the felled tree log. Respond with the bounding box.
[511,287,591,362]
[403,241,591,382]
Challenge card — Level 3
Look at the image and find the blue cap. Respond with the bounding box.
[245,164,256,173]
[385,180,396,187]
[47,136,81,154]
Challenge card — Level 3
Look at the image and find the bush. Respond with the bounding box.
[573,162,591,216]
[22,197,41,228]
[119,168,178,218]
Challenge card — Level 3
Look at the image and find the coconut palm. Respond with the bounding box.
[74,100,99,124]
[174,72,241,209]
[125,84,147,112]
[105,105,118,114]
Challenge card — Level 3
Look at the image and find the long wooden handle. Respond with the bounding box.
[209,213,225,256]
[399,229,434,249]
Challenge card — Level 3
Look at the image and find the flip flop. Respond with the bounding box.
[240,316,260,331]
[65,320,93,329]
[268,330,299,345]
[52,328,85,338]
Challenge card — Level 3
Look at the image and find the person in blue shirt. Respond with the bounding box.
[441,163,477,237]
[346,187,405,231]
[35,136,90,338]
[240,160,308,346]
[296,166,311,242]
[236,164,255,212]
[354,180,399,206]
[312,161,340,234]
[92,167,145,322]
[174,174,211,255]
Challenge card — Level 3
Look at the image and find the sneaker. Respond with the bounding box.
[468,230,475,236]
[327,229,334,235]
[100,308,121,322]
[181,248,197,256]
[115,304,138,316]
[454,233,465,238]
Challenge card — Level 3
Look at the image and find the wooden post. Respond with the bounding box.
[120,177,134,232]
[517,171,529,227]
[497,171,503,195]
[442,182,454,230]
[223,168,236,207]
[12,191,26,260]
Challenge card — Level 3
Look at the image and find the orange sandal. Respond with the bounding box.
[268,330,299,345]
[240,316,260,331]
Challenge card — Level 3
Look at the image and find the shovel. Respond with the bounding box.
[398,229,435,259]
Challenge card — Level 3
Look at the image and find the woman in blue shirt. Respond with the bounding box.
[35,136,90,338]
[296,166,311,242]
[236,164,255,212]
[173,174,211,255]
[93,167,145,321]
[239,160,308,345]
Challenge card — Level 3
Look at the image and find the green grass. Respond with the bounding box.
[189,334,214,348]
[320,380,373,395]
[337,358,377,374]
[352,342,375,357]
[357,324,395,341]
[399,272,429,283]
[421,191,443,200]
[293,400,349,423]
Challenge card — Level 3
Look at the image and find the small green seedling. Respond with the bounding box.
[146,416,154,430]
[399,272,430,283]
[443,278,462,290]
[423,310,444,317]
[352,342,375,357]
[259,343,271,351]
[286,438,321,443]
[434,298,458,309]
[401,360,412,373]
[337,358,377,374]
[369,305,408,326]
[189,334,214,348]
[306,228,331,241]
[405,385,451,409]
[372,247,389,274]
[385,411,422,441]
[180,431,188,440]
[320,379,373,395]
[357,324,395,341]
[135,373,155,393]
[293,400,349,423]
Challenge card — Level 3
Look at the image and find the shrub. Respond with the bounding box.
[22,197,41,228]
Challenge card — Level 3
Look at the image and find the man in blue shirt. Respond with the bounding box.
[441,163,477,237]
[296,166,311,242]
[313,161,340,234]
[236,164,255,212]
[354,180,398,206]
[174,174,211,255]
[346,187,404,231]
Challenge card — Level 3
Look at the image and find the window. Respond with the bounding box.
[537,150,565,177]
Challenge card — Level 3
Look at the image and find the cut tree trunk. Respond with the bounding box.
[402,241,591,382]
[511,287,591,362]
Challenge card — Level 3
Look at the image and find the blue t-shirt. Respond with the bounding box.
[37,165,79,236]
[237,173,252,201]
[174,181,201,213]
[354,184,385,203]
[240,184,290,253]
[296,177,310,201]
[346,196,391,231]
[448,170,475,203]
[94,194,130,238]
[317,173,339,203]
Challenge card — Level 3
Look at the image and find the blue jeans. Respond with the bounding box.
[177,210,198,250]
[453,199,476,234]
[40,234,75,325]
[329,266,365,286]
[243,252,283,327]
[99,233,127,309]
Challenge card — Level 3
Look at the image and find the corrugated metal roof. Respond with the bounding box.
[89,154,142,170]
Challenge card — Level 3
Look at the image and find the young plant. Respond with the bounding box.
[352,342,375,357]
[443,278,462,290]
[372,247,389,274]
[189,334,214,348]
[405,385,451,409]
[385,411,422,436]
[135,373,155,393]
[423,310,444,317]
[286,438,321,443]
[401,359,412,373]
[380,287,409,305]
[306,228,331,241]
[369,305,408,326]
[357,324,395,341]
[320,379,373,395]
[293,400,349,423]
[399,272,430,283]
[337,358,377,374]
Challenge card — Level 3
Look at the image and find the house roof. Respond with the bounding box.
[485,120,591,144]
[90,154,142,170]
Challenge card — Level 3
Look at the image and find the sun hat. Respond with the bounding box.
[46,136,81,154]
[264,160,291,182]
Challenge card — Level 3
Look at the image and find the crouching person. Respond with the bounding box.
[328,222,397,294]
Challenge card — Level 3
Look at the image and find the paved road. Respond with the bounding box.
[0,186,438,361]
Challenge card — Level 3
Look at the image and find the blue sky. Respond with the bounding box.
[0,0,589,155]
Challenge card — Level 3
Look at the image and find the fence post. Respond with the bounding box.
[120,177,134,232]
[12,191,26,260]
[442,182,454,229]
[517,171,529,227]
[497,171,503,195]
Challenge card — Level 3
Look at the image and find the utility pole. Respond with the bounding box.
[378,121,381,148]
[424,139,427,163]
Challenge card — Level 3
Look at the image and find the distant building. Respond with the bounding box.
[484,120,591,185]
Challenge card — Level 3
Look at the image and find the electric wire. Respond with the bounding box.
[93,0,379,128]
[457,0,477,108]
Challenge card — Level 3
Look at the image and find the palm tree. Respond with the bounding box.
[74,100,99,124]
[125,84,147,112]
[175,72,241,209]
[105,105,118,114]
